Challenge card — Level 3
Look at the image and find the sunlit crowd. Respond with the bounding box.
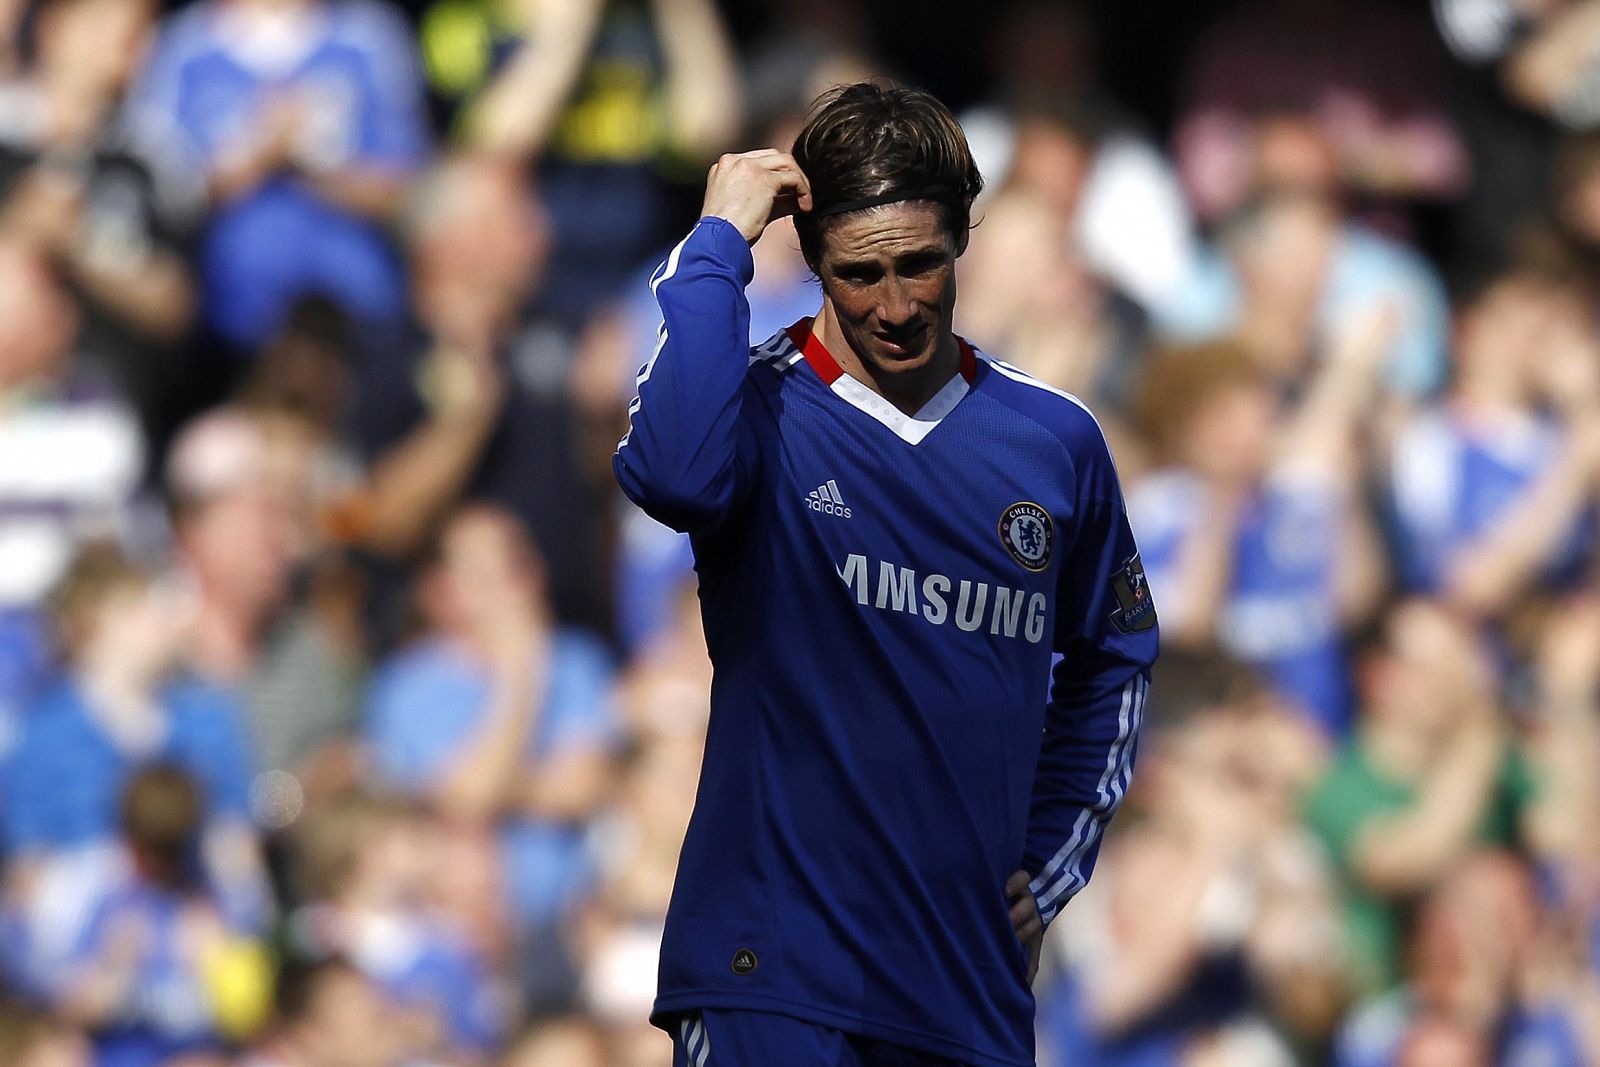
[1,0,1598,1065]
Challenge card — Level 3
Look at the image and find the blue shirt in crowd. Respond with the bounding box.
[1390,405,1594,594]
[133,0,429,349]
[364,631,618,929]
[72,882,231,1067]
[0,676,256,855]
[1131,470,1351,736]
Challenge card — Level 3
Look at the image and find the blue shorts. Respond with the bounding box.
[668,1009,970,1067]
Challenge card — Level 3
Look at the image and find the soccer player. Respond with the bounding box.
[614,83,1159,1067]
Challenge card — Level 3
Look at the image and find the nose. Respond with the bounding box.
[877,277,918,327]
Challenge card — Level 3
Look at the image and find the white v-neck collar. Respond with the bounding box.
[781,319,976,446]
[828,369,969,445]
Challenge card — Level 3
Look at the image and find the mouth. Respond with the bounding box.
[875,328,927,360]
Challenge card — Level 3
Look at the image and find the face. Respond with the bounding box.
[1180,381,1278,485]
[82,577,188,679]
[812,201,961,378]
[429,507,545,634]
[304,968,405,1067]
[181,487,294,618]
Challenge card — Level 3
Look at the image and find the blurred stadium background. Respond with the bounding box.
[1,0,1599,1064]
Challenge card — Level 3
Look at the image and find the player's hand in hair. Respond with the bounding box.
[702,149,814,246]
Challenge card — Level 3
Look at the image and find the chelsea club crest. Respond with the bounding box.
[999,502,1053,572]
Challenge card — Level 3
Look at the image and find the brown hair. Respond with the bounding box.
[49,542,147,661]
[791,81,983,264]
[1132,340,1271,459]
[291,789,415,901]
[121,764,204,887]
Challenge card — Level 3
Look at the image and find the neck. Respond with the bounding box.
[813,302,961,416]
[189,596,264,680]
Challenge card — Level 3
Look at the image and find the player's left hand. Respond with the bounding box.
[1005,869,1043,985]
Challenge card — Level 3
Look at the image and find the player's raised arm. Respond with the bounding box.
[613,151,812,532]
[1020,428,1159,934]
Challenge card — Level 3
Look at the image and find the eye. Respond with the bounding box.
[837,265,882,284]
[899,255,944,277]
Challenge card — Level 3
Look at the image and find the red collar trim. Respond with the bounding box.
[783,318,975,387]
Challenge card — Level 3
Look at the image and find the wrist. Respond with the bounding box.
[693,215,756,280]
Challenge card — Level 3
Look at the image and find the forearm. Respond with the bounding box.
[1354,727,1501,891]
[297,166,412,221]
[208,140,283,203]
[1335,493,1387,626]
[1024,665,1148,927]
[1444,445,1594,617]
[435,667,538,822]
[61,246,194,343]
[359,410,498,559]
[460,0,603,160]
[652,0,741,159]
[1524,689,1600,860]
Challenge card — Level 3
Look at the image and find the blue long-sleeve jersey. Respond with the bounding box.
[615,217,1158,1067]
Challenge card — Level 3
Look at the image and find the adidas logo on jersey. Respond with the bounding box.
[807,479,852,518]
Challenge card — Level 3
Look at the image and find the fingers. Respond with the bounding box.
[1009,897,1043,940]
[1005,869,1043,940]
[709,150,813,209]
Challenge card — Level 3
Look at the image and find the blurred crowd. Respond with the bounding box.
[0,0,1599,1065]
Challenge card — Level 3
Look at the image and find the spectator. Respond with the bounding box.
[133,0,430,354]
[0,545,257,864]
[1161,188,1451,405]
[962,2,1203,320]
[1388,265,1600,622]
[364,503,618,1012]
[355,155,608,631]
[56,766,274,1067]
[1038,660,1338,1067]
[957,103,1149,457]
[0,0,199,445]
[286,790,506,1062]
[427,0,742,323]
[1174,0,1467,225]
[0,245,143,613]
[1129,329,1388,737]
[0,547,267,999]
[1304,603,1537,994]
[239,957,407,1067]
[1333,850,1600,1067]
[168,408,365,828]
